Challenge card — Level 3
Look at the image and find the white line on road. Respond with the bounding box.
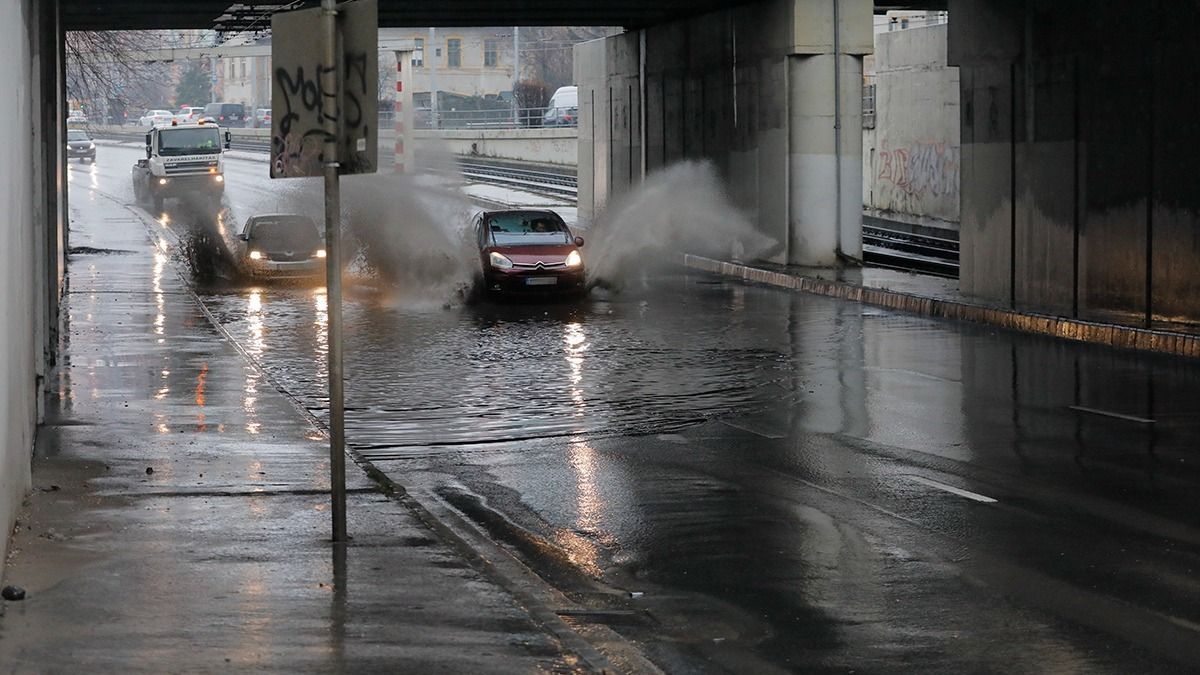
[719,419,786,439]
[1068,405,1156,424]
[905,475,998,503]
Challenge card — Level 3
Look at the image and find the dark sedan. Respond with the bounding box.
[473,209,586,296]
[231,214,326,279]
[66,129,96,162]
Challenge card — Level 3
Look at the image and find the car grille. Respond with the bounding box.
[164,160,218,176]
[266,251,311,262]
[513,261,567,270]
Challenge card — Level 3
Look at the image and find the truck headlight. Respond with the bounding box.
[489,251,513,269]
[158,178,167,185]
[314,249,327,259]
[565,250,583,268]
[249,251,262,260]
[214,175,224,183]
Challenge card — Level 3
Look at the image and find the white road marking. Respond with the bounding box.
[720,419,785,439]
[1069,405,1156,425]
[906,475,998,504]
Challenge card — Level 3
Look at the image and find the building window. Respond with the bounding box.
[227,60,233,78]
[447,38,461,68]
[483,39,498,68]
[239,59,246,80]
[412,37,424,67]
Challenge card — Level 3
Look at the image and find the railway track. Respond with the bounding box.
[862,225,959,278]
[456,161,578,199]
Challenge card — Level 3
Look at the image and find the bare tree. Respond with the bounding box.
[65,31,176,123]
[519,27,614,91]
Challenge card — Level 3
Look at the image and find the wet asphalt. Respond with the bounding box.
[70,144,1200,672]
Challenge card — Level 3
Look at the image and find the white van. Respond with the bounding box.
[542,86,578,127]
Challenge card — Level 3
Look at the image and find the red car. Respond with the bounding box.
[473,209,586,296]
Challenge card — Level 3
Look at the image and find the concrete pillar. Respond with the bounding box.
[787,0,871,266]
[392,49,413,173]
[576,0,870,267]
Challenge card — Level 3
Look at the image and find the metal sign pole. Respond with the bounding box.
[322,0,347,543]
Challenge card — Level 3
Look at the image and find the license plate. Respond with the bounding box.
[525,277,557,286]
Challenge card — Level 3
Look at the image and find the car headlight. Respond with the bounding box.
[158,178,168,185]
[214,175,224,183]
[489,251,514,269]
[249,251,262,260]
[314,249,327,258]
[565,250,583,268]
[87,143,95,149]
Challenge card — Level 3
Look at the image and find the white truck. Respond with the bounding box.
[131,121,231,212]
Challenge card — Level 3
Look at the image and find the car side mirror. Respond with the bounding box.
[238,233,249,241]
[574,236,585,247]
[224,131,232,150]
[145,145,152,159]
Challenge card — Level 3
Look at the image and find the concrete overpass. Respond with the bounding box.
[1,0,1194,565]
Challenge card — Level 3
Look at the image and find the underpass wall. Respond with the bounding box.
[950,0,1200,325]
[577,0,872,264]
[0,0,53,567]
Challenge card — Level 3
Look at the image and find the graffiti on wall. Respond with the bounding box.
[874,140,960,218]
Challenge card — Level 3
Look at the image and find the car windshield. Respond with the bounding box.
[158,128,222,155]
[67,130,90,141]
[486,212,570,246]
[248,217,322,249]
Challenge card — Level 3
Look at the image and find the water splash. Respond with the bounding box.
[584,161,776,286]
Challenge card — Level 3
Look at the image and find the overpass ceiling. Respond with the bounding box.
[63,0,948,31]
[63,0,755,31]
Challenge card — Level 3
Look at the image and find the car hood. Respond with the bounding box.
[488,244,577,265]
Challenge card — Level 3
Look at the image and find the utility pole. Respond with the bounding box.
[428,27,438,128]
[321,0,347,543]
[512,26,519,124]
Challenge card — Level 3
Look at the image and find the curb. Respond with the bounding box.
[684,254,1200,360]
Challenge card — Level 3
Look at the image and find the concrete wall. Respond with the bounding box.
[433,127,578,166]
[577,0,872,265]
[575,31,641,222]
[950,0,1200,325]
[865,23,960,224]
[1,0,60,567]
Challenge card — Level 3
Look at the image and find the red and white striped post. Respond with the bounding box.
[393,50,414,174]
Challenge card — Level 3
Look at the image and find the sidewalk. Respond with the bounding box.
[0,196,601,671]
[685,255,1200,359]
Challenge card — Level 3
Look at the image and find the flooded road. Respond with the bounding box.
[74,144,1200,672]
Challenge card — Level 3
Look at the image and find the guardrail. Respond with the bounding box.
[413,107,577,130]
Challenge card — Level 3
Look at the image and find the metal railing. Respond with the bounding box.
[412,107,578,130]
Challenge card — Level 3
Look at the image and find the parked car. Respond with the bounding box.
[66,128,96,162]
[202,102,248,128]
[66,109,88,125]
[230,214,326,279]
[174,106,204,123]
[139,109,175,127]
[253,108,271,128]
[473,209,585,296]
[542,86,578,127]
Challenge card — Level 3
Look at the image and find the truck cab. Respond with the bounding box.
[131,121,231,212]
